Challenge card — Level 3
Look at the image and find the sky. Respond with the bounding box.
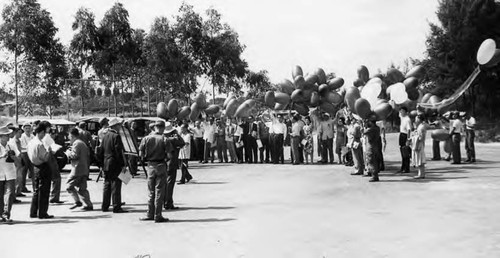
[2,0,439,88]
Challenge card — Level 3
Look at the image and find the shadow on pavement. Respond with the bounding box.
[188,181,227,185]
[3,219,76,225]
[168,218,236,223]
[56,214,111,220]
[177,206,235,210]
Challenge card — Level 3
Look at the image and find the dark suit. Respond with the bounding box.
[164,130,185,208]
[242,122,258,163]
[97,129,124,212]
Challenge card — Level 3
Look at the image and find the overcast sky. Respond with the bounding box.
[3,0,439,87]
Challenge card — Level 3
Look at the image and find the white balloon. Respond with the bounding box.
[391,83,408,104]
[366,77,382,87]
[360,82,381,108]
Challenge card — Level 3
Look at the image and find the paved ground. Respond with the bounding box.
[2,133,500,258]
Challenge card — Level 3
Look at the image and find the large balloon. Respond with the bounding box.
[235,103,252,118]
[406,86,420,101]
[318,84,329,96]
[327,77,344,90]
[264,91,275,108]
[292,103,309,116]
[429,95,441,104]
[360,81,382,107]
[405,66,425,79]
[243,99,256,108]
[345,86,361,112]
[373,103,393,120]
[421,93,432,103]
[294,75,307,90]
[477,38,497,65]
[310,91,320,107]
[320,102,336,115]
[314,68,327,84]
[304,74,319,85]
[177,106,191,120]
[195,93,207,109]
[403,77,419,89]
[274,102,287,110]
[189,103,201,121]
[390,83,408,104]
[277,79,295,95]
[357,65,369,83]
[292,65,303,79]
[205,104,220,115]
[291,89,308,103]
[167,99,179,117]
[386,68,405,84]
[325,91,342,105]
[156,102,168,119]
[275,92,291,105]
[353,78,365,87]
[225,99,239,117]
[223,96,234,109]
[354,98,372,119]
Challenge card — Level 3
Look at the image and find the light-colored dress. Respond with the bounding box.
[178,132,191,160]
[413,123,427,167]
[303,125,313,154]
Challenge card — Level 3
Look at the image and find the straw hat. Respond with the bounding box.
[164,122,175,134]
[108,117,122,127]
[0,126,13,135]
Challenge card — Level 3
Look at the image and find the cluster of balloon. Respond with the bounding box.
[264,65,345,116]
[157,92,222,121]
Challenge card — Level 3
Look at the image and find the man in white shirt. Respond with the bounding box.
[202,117,216,163]
[192,121,205,162]
[465,113,476,163]
[290,115,303,165]
[19,123,34,192]
[318,113,335,164]
[0,126,17,222]
[272,114,287,164]
[398,107,413,173]
[40,121,64,204]
[449,111,463,164]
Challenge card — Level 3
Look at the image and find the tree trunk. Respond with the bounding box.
[147,83,151,116]
[14,51,18,123]
[108,96,111,117]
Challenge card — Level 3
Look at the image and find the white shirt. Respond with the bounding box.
[202,122,216,143]
[0,142,16,181]
[451,119,464,135]
[27,136,51,166]
[466,117,476,130]
[272,122,287,138]
[234,124,243,137]
[178,132,191,160]
[20,132,34,153]
[400,115,412,134]
[193,126,204,138]
[43,134,55,149]
[8,137,21,156]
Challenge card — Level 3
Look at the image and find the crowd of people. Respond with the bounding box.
[0,106,477,223]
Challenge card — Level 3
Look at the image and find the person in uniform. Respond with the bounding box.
[290,115,302,165]
[96,118,127,213]
[215,119,228,163]
[163,122,185,210]
[257,115,270,163]
[202,118,216,164]
[65,128,93,211]
[192,121,205,163]
[225,118,238,163]
[138,120,170,223]
[465,113,476,163]
[27,122,54,219]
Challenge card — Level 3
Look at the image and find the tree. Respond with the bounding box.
[0,0,66,121]
[420,0,500,118]
[244,69,272,99]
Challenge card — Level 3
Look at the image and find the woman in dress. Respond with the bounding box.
[363,117,382,182]
[178,124,193,184]
[335,117,347,164]
[413,114,428,179]
[348,118,364,175]
[302,117,314,164]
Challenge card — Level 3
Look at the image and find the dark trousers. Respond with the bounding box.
[235,136,243,162]
[102,177,122,212]
[20,153,33,188]
[203,140,214,162]
[146,162,166,219]
[269,134,275,162]
[164,168,177,207]
[259,136,270,163]
[399,133,410,172]
[0,179,15,219]
[30,163,51,218]
[243,135,258,163]
[195,138,204,161]
[465,130,475,161]
[291,136,302,164]
[216,137,228,162]
[180,159,192,183]
[67,175,92,207]
[432,140,441,160]
[273,134,284,164]
[321,138,334,163]
[129,155,138,175]
[452,133,462,164]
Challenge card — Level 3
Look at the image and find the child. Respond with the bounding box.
[303,117,314,164]
[335,117,347,164]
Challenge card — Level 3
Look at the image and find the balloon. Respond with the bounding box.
[386,84,394,96]
[293,75,307,90]
[353,78,364,87]
[292,65,303,79]
[429,95,441,104]
[319,102,336,115]
[390,83,408,104]
[366,77,382,87]
[371,74,384,80]
[275,92,291,105]
[177,106,191,120]
[318,84,329,96]
[225,99,239,117]
[421,93,432,103]
[292,103,309,116]
[310,91,320,107]
[291,89,308,103]
[205,104,220,115]
[167,99,179,117]
[265,91,275,108]
[195,93,207,109]
[345,86,361,112]
[277,79,295,95]
[325,91,342,105]
[376,98,388,106]
[189,103,201,121]
[360,81,382,107]
[302,89,313,100]
[357,65,369,83]
[406,86,419,101]
[235,103,252,118]
[403,77,419,89]
[274,102,287,110]
[354,98,372,119]
[443,139,452,153]
[327,77,344,90]
[243,99,256,108]
[405,66,425,79]
[156,102,168,119]
[223,96,234,109]
[477,38,497,65]
[484,49,500,68]
[314,68,327,84]
[373,103,393,120]
[304,74,319,85]
[386,68,405,84]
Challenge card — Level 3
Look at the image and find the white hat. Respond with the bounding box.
[0,126,13,135]
[108,117,122,127]
[164,122,175,134]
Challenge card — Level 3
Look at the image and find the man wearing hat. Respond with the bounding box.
[271,114,287,164]
[27,122,54,219]
[138,120,171,222]
[449,111,463,164]
[0,126,18,222]
[464,112,476,163]
[19,123,34,192]
[96,118,127,213]
[163,122,185,210]
[318,113,335,164]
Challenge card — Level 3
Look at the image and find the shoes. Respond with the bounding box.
[413,176,425,179]
[82,206,94,211]
[139,217,154,221]
[471,159,476,163]
[369,177,380,182]
[13,199,21,204]
[30,214,37,218]
[113,209,129,213]
[39,214,54,219]
[363,173,372,177]
[177,181,186,185]
[16,193,26,197]
[444,157,451,161]
[186,176,193,183]
[70,203,83,210]
[50,200,65,204]
[102,208,109,212]
[351,172,363,175]
[1,217,13,223]
[201,161,207,164]
[155,217,169,223]
[451,162,461,164]
[164,205,179,210]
